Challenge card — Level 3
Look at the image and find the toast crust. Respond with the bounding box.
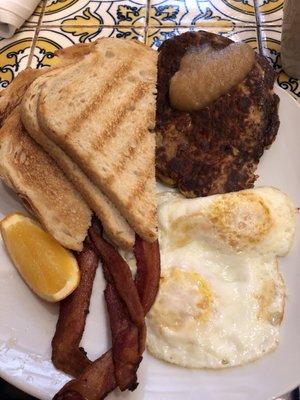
[21,69,135,250]
[37,39,158,242]
[0,108,91,250]
[0,68,43,128]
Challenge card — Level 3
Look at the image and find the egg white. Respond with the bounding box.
[145,187,296,369]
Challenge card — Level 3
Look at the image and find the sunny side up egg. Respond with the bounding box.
[145,187,296,369]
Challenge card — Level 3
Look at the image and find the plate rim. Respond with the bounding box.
[0,85,299,400]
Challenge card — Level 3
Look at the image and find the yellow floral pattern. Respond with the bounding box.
[61,8,103,42]
[45,0,79,15]
[149,0,235,26]
[32,38,62,69]
[221,0,254,15]
[117,5,146,24]
[28,27,145,70]
[0,38,33,88]
[146,26,257,50]
[39,1,146,26]
[259,0,283,15]
[263,38,299,100]
[0,0,298,103]
[62,7,103,26]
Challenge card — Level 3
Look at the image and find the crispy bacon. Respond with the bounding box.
[134,237,161,314]
[105,283,143,391]
[89,228,145,330]
[53,350,115,400]
[51,238,98,377]
[89,227,146,390]
[53,231,161,400]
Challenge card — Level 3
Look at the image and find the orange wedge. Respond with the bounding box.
[0,213,80,302]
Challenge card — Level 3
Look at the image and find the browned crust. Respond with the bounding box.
[155,30,280,197]
[55,42,97,62]
[0,109,91,250]
[0,68,43,128]
[21,68,135,250]
[36,39,158,242]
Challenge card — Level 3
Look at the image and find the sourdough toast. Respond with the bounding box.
[0,108,91,250]
[21,68,135,250]
[37,39,158,242]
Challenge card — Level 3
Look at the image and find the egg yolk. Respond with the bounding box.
[208,192,273,248]
[149,268,213,330]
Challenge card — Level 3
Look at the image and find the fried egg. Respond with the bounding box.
[145,187,296,369]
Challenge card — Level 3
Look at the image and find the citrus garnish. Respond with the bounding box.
[0,213,80,302]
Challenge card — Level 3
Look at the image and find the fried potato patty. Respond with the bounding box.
[155,31,279,197]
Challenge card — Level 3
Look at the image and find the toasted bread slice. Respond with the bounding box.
[0,68,43,127]
[37,38,158,242]
[0,108,91,250]
[0,43,91,128]
[55,42,97,62]
[21,69,135,249]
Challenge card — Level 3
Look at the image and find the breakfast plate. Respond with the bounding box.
[0,85,299,400]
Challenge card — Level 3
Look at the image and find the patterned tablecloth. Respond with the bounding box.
[0,0,299,102]
[0,0,299,399]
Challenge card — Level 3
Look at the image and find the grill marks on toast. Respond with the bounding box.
[69,61,133,135]
[37,39,158,242]
[111,131,146,178]
[127,162,154,210]
[94,83,151,183]
[21,69,135,250]
[92,82,147,153]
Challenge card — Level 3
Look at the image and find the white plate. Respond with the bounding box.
[0,86,299,400]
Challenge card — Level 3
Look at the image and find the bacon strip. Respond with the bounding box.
[53,233,160,400]
[105,283,142,391]
[134,237,161,314]
[51,238,98,377]
[89,228,145,330]
[53,350,115,400]
[89,227,146,390]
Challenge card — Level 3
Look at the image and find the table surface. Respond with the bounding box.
[0,0,299,399]
[0,0,299,102]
